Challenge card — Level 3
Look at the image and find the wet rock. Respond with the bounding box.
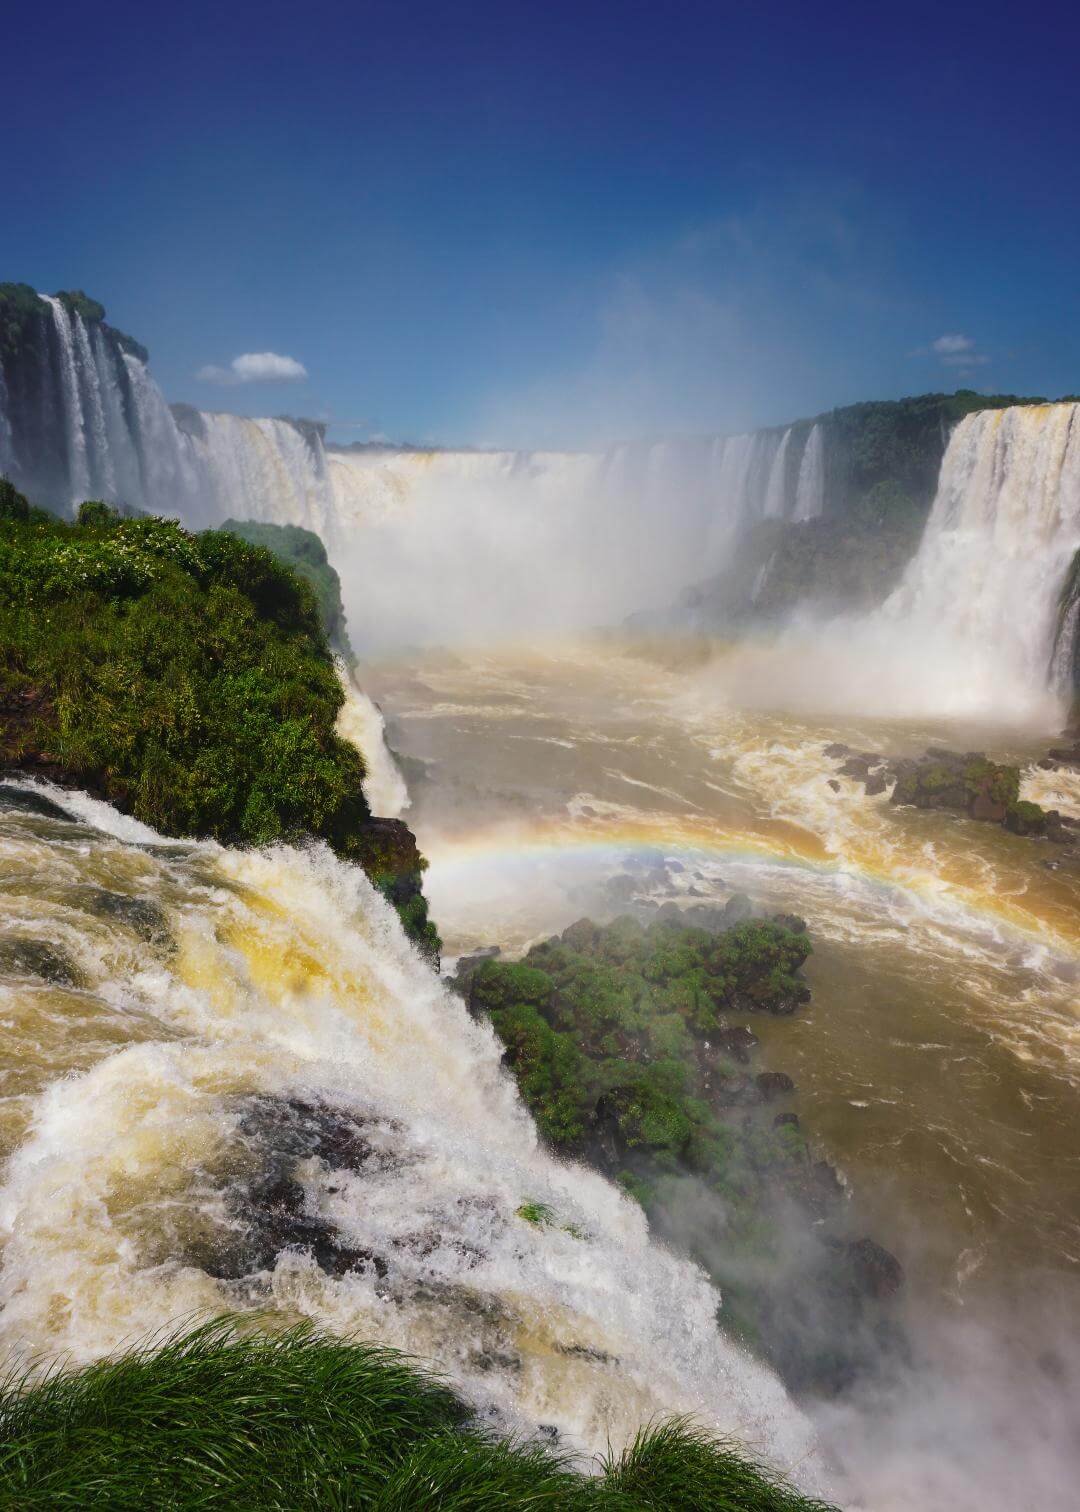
[715,1025,760,1064]
[864,772,887,797]
[451,947,502,1000]
[770,912,807,933]
[846,1237,904,1299]
[0,938,82,986]
[199,1096,406,1282]
[826,778,841,793]
[88,890,172,946]
[0,783,75,821]
[723,892,755,923]
[839,757,873,779]
[971,791,1007,823]
[678,903,730,932]
[1044,811,1073,844]
[1047,746,1080,767]
[756,1071,795,1100]
[823,742,852,759]
[1005,802,1047,837]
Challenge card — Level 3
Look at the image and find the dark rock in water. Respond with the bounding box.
[756,1071,795,1100]
[838,757,872,779]
[771,912,808,934]
[1005,802,1047,837]
[864,772,887,797]
[0,783,75,822]
[723,892,755,923]
[773,1111,800,1129]
[826,778,841,793]
[845,1237,904,1299]
[198,1097,406,1282]
[823,742,852,759]
[1044,811,1071,844]
[715,1025,760,1064]
[1047,746,1080,767]
[679,903,730,932]
[0,938,82,986]
[88,890,172,946]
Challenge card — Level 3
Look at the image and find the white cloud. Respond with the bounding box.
[909,333,989,370]
[932,333,975,355]
[196,351,308,386]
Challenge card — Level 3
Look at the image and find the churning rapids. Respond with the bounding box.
[363,641,1080,1510]
[0,781,824,1484]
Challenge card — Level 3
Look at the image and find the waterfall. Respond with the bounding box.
[793,423,825,521]
[0,364,13,478]
[0,782,823,1484]
[762,428,793,518]
[884,403,1080,698]
[40,297,92,503]
[334,664,410,817]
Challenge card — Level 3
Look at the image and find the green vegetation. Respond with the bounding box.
[55,289,106,324]
[466,914,810,1217]
[463,913,900,1390]
[0,487,438,956]
[0,283,46,360]
[0,1319,834,1510]
[819,389,1040,523]
[222,518,352,658]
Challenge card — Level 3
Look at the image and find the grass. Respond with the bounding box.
[0,1320,837,1510]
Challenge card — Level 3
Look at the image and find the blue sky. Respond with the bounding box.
[5,0,1078,445]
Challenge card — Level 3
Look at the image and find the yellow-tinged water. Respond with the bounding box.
[364,642,1080,1304]
[0,781,823,1486]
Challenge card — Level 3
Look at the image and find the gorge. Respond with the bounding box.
[2,287,1080,1510]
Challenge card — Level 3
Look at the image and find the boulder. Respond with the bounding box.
[756,1070,795,1100]
[715,1025,760,1064]
[864,772,887,797]
[846,1237,904,1299]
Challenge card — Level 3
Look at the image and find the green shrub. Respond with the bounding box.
[222,518,353,657]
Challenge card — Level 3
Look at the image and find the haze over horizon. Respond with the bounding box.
[6,0,1080,447]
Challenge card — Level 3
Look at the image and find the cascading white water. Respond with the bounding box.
[750,402,1080,721]
[793,423,825,522]
[334,665,410,817]
[40,296,92,502]
[884,403,1080,698]
[763,428,793,518]
[189,413,338,540]
[0,782,825,1488]
[0,365,13,478]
